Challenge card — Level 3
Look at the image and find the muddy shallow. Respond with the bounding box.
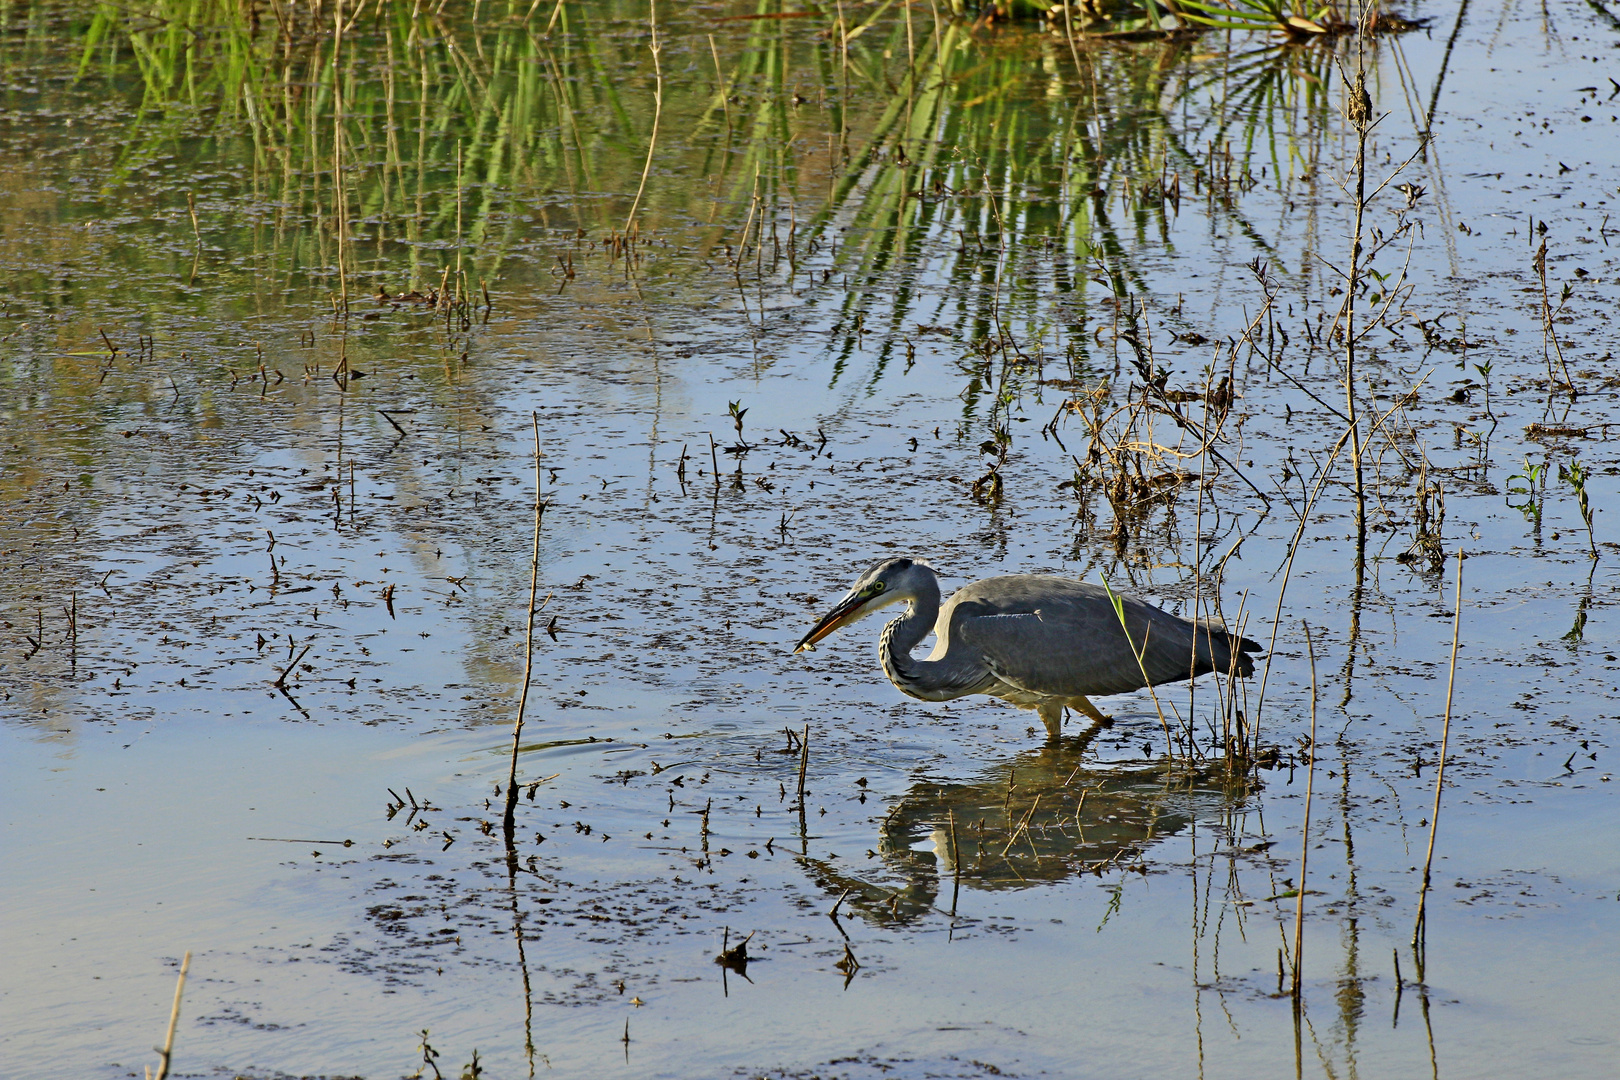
[3,2,1620,1077]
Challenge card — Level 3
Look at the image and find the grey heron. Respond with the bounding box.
[795,557,1259,740]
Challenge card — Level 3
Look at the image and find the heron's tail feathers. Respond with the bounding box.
[1194,618,1262,679]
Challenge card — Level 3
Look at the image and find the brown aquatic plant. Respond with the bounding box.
[1292,623,1318,1000]
[502,415,552,843]
[1413,550,1463,950]
[148,951,190,1080]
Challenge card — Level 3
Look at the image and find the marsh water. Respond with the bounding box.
[3,2,1619,1077]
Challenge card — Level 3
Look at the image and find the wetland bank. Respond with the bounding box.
[2,1,1618,1077]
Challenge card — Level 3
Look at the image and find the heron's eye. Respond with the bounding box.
[869,581,885,594]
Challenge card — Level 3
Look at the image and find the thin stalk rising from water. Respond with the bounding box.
[151,950,190,1080]
[1293,622,1318,1000]
[1344,64,1372,574]
[1414,550,1463,949]
[503,414,549,841]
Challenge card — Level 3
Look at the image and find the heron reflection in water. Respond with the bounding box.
[796,558,1259,741]
[802,735,1255,926]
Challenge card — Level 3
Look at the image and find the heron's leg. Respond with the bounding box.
[1038,703,1063,743]
[1071,696,1113,726]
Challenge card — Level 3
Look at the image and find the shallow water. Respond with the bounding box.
[3,2,1620,1077]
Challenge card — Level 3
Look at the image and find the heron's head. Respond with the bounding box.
[794,557,934,652]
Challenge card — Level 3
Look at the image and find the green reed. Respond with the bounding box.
[11,0,1368,422]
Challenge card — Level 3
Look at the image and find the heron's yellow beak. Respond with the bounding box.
[794,597,864,653]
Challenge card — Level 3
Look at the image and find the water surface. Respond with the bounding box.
[3,2,1619,1077]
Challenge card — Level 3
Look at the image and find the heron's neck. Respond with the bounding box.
[878,582,940,695]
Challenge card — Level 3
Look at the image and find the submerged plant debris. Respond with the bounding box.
[2,1,1618,1078]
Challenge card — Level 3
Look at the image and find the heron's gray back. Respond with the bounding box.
[934,576,1254,699]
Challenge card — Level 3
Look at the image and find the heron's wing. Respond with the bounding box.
[951,607,1159,699]
[942,577,1240,699]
